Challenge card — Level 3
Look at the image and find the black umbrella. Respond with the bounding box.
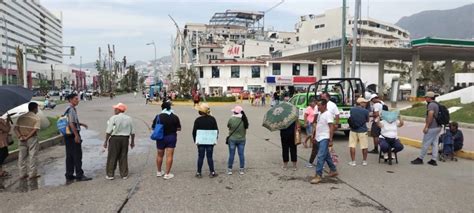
[0,85,33,115]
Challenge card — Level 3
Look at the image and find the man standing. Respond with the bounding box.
[14,102,41,179]
[321,91,340,129]
[411,91,442,166]
[0,116,12,177]
[104,103,135,180]
[348,98,370,166]
[368,94,383,154]
[64,94,92,181]
[310,99,338,184]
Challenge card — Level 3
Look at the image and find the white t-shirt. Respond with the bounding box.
[316,111,334,141]
[327,100,340,117]
[372,102,384,113]
[379,120,399,139]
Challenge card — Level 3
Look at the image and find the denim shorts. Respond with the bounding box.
[306,122,313,135]
[156,134,177,150]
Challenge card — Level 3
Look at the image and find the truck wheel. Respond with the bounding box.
[344,130,350,137]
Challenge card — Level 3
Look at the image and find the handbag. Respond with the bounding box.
[7,134,14,146]
[294,124,301,145]
[226,119,243,145]
[150,115,164,141]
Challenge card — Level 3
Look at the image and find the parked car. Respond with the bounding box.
[48,90,60,96]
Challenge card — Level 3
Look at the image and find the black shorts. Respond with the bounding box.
[0,147,9,166]
[370,122,381,137]
[193,100,199,104]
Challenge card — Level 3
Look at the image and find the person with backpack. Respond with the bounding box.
[103,103,135,180]
[411,91,444,166]
[63,94,92,181]
[192,103,219,178]
[152,101,181,180]
[226,106,249,175]
[347,98,370,166]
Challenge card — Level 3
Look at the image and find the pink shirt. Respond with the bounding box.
[305,106,317,123]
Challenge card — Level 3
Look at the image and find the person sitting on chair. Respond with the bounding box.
[449,122,463,152]
[376,115,404,165]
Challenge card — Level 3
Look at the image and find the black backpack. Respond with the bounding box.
[433,102,450,126]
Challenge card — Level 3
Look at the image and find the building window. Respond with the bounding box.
[272,63,281,75]
[231,66,240,78]
[322,65,328,76]
[296,36,299,42]
[251,66,260,78]
[269,47,275,52]
[199,67,203,78]
[212,66,220,78]
[292,63,300,76]
[210,48,214,52]
[308,64,314,76]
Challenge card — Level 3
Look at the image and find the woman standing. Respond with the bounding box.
[152,101,181,179]
[192,103,219,178]
[280,121,299,171]
[226,106,249,175]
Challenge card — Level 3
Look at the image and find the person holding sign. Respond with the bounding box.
[192,103,219,178]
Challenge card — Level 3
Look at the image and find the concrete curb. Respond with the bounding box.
[401,115,474,129]
[4,135,63,164]
[399,136,474,160]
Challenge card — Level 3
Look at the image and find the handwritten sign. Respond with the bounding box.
[195,130,218,145]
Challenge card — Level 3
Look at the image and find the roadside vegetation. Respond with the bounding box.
[401,98,474,124]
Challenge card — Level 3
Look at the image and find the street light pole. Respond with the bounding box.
[2,15,9,85]
[146,41,157,99]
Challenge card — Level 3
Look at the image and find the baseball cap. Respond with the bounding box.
[112,103,127,112]
[425,91,436,98]
[231,105,243,114]
[369,94,379,101]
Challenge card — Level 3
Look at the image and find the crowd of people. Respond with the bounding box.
[0,89,465,185]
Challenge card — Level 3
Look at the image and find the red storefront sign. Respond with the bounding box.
[228,87,243,93]
[293,76,317,84]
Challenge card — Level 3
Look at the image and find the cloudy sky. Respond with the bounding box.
[42,0,472,65]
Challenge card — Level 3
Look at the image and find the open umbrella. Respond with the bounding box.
[262,102,299,131]
[0,85,33,116]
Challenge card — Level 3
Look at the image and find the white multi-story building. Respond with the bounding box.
[197,59,318,96]
[0,0,63,86]
[295,7,410,46]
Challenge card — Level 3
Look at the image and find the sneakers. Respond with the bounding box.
[310,175,322,184]
[209,172,219,178]
[227,169,233,175]
[195,173,202,178]
[328,171,338,177]
[362,161,368,166]
[427,159,438,166]
[368,149,379,154]
[305,163,314,168]
[239,168,245,175]
[156,171,164,177]
[163,173,174,180]
[348,161,356,166]
[122,176,128,180]
[383,153,389,159]
[105,176,114,180]
[411,158,423,165]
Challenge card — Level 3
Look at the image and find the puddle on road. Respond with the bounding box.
[1,129,149,193]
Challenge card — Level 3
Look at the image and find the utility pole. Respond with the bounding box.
[262,0,285,38]
[169,14,206,102]
[340,0,347,78]
[350,0,361,78]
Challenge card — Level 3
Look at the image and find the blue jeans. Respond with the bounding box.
[228,139,245,169]
[197,145,215,174]
[420,127,441,160]
[315,139,337,176]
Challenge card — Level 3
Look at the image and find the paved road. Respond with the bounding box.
[0,94,473,212]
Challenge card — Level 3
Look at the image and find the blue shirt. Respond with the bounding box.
[349,107,369,133]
